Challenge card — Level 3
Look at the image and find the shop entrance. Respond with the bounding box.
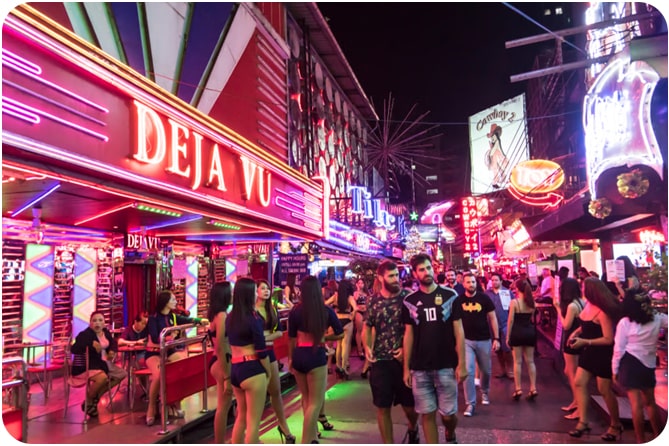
[124,263,156,324]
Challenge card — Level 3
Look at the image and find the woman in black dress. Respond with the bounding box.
[567,278,623,440]
[506,279,537,400]
[554,277,585,419]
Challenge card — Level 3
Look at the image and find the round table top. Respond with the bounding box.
[117,344,147,352]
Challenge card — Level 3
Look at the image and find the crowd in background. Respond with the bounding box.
[65,252,665,444]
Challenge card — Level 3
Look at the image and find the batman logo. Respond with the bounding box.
[462,301,482,313]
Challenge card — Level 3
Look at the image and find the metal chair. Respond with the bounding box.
[62,339,114,423]
[25,340,64,401]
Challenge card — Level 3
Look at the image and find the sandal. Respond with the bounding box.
[526,389,538,401]
[568,422,591,438]
[318,415,334,431]
[512,389,522,401]
[601,425,623,442]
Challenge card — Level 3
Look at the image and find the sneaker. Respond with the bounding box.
[403,428,419,444]
[474,378,480,387]
[463,404,474,417]
[481,393,490,405]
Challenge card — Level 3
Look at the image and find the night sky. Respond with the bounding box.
[317,2,576,195]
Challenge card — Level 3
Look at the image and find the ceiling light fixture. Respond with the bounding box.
[136,204,181,217]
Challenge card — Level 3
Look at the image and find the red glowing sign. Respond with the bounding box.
[460,196,480,254]
[508,160,564,208]
[1,20,324,236]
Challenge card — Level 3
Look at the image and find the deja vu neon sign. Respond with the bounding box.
[132,100,271,206]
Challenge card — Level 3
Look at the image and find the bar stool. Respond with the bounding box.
[25,341,63,401]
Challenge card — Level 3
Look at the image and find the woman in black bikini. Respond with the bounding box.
[208,282,233,443]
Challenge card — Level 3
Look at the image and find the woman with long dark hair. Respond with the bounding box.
[507,278,537,400]
[334,279,356,379]
[226,277,270,444]
[353,278,371,377]
[145,290,208,426]
[255,279,295,443]
[284,273,300,309]
[613,290,668,443]
[567,278,623,440]
[207,282,234,443]
[288,276,344,443]
[613,255,641,299]
[553,277,585,419]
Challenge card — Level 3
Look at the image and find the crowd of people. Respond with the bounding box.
[65,253,665,444]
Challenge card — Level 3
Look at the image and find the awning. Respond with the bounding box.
[526,192,660,242]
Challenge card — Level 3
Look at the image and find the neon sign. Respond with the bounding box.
[348,186,395,229]
[508,160,564,208]
[460,197,480,254]
[2,22,324,238]
[583,57,662,199]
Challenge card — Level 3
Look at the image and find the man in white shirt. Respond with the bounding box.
[535,268,554,304]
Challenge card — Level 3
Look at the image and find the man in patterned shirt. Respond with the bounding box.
[402,254,466,444]
[364,260,419,443]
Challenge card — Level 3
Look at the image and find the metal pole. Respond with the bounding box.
[505,11,661,49]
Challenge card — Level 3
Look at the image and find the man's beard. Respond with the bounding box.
[384,281,401,294]
[465,286,477,294]
[447,279,456,286]
[420,275,434,286]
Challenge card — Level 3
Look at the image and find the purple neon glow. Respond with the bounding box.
[2,49,41,75]
[2,100,40,124]
[11,182,61,217]
[2,96,108,141]
[2,49,108,113]
[4,79,106,126]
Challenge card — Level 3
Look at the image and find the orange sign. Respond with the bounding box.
[509,160,564,194]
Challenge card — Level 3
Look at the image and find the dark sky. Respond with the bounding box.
[317,2,572,156]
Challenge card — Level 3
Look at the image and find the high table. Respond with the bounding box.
[116,344,146,405]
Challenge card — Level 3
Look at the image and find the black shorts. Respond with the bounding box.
[369,359,415,408]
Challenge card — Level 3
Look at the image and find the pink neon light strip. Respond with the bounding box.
[275,197,321,224]
[5,79,106,126]
[74,202,135,226]
[3,133,321,236]
[2,101,40,124]
[2,49,41,75]
[2,49,108,113]
[3,96,108,141]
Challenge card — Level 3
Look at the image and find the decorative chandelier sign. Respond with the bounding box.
[508,159,564,208]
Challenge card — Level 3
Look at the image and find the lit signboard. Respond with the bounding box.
[1,18,325,237]
[460,197,480,254]
[583,56,662,200]
[508,159,565,208]
[468,94,530,195]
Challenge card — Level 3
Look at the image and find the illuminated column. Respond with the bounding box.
[22,244,55,358]
[72,247,98,336]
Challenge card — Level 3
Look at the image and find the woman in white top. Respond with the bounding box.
[613,290,668,443]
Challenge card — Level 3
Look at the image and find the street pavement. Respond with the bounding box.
[203,332,639,444]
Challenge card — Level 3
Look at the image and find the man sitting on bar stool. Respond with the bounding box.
[119,312,149,398]
[119,312,149,369]
[534,268,555,326]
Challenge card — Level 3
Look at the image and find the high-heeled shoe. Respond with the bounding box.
[146,416,156,426]
[169,404,185,418]
[561,403,577,412]
[277,426,296,444]
[568,422,591,437]
[512,389,522,401]
[318,415,334,431]
[601,424,623,441]
[526,389,538,401]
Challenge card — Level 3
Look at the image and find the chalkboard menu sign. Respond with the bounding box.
[276,253,309,286]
